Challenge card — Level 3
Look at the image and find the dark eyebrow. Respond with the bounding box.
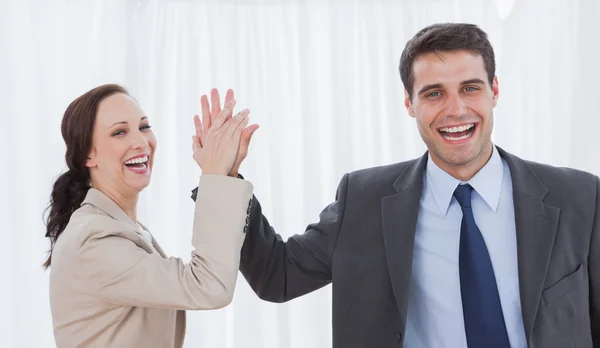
[418,79,487,96]
[110,116,147,127]
[461,78,486,86]
[418,83,443,96]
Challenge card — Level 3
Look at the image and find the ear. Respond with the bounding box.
[491,75,499,107]
[85,148,97,168]
[404,89,415,118]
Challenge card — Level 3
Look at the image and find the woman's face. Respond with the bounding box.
[86,93,157,195]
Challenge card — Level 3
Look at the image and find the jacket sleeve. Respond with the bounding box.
[77,174,253,310]
[238,173,349,302]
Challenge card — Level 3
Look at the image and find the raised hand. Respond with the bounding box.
[192,97,250,176]
[198,88,259,177]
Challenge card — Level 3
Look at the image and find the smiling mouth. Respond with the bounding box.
[438,123,476,141]
[124,155,149,171]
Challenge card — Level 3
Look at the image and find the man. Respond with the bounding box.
[194,23,599,348]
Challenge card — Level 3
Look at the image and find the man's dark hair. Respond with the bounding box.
[399,23,496,99]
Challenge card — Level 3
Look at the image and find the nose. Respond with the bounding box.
[131,128,149,150]
[444,92,468,116]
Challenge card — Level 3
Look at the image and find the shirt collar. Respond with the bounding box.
[426,145,504,215]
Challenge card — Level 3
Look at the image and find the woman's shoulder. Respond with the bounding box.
[55,203,143,259]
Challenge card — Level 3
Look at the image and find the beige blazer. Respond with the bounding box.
[49,174,253,348]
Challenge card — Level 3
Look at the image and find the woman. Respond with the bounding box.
[45,84,254,347]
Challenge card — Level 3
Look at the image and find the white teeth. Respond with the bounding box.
[443,133,471,141]
[125,155,148,165]
[439,124,474,133]
[126,163,147,171]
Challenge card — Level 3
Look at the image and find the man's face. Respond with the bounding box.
[405,50,498,177]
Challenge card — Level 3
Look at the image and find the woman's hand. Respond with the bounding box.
[192,97,250,176]
[196,88,259,177]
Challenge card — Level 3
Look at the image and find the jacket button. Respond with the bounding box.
[396,331,402,343]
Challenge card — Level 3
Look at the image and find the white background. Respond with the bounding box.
[1,0,599,347]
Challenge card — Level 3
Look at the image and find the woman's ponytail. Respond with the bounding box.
[43,83,129,269]
[43,169,90,268]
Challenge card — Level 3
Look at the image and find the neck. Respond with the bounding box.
[94,184,139,222]
[432,142,494,182]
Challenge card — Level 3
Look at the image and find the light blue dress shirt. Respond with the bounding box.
[404,146,527,347]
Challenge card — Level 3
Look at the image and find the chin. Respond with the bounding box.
[129,178,152,192]
[439,144,486,166]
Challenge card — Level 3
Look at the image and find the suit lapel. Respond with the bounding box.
[82,189,141,232]
[497,147,560,342]
[82,189,161,254]
[136,221,168,258]
[150,236,169,258]
[381,153,427,329]
[381,147,560,342]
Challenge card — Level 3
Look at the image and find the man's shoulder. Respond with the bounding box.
[345,158,419,186]
[517,157,598,188]
[504,152,599,209]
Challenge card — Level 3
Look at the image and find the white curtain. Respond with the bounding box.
[1,0,599,346]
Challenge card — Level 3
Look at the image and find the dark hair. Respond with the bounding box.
[43,84,129,269]
[399,23,496,99]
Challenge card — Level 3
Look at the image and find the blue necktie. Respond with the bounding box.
[454,184,510,347]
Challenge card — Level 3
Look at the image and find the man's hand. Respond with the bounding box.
[197,88,259,177]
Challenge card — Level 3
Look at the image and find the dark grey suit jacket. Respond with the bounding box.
[204,147,600,347]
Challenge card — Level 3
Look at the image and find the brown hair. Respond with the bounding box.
[399,23,496,99]
[43,84,129,269]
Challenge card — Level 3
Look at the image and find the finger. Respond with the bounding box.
[193,115,204,146]
[222,109,246,138]
[243,124,260,141]
[239,124,259,153]
[246,124,259,142]
[224,89,234,106]
[200,95,211,131]
[210,88,221,123]
[192,135,202,152]
[223,89,235,121]
[212,98,237,129]
[234,111,250,134]
[228,111,250,138]
[193,114,203,136]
